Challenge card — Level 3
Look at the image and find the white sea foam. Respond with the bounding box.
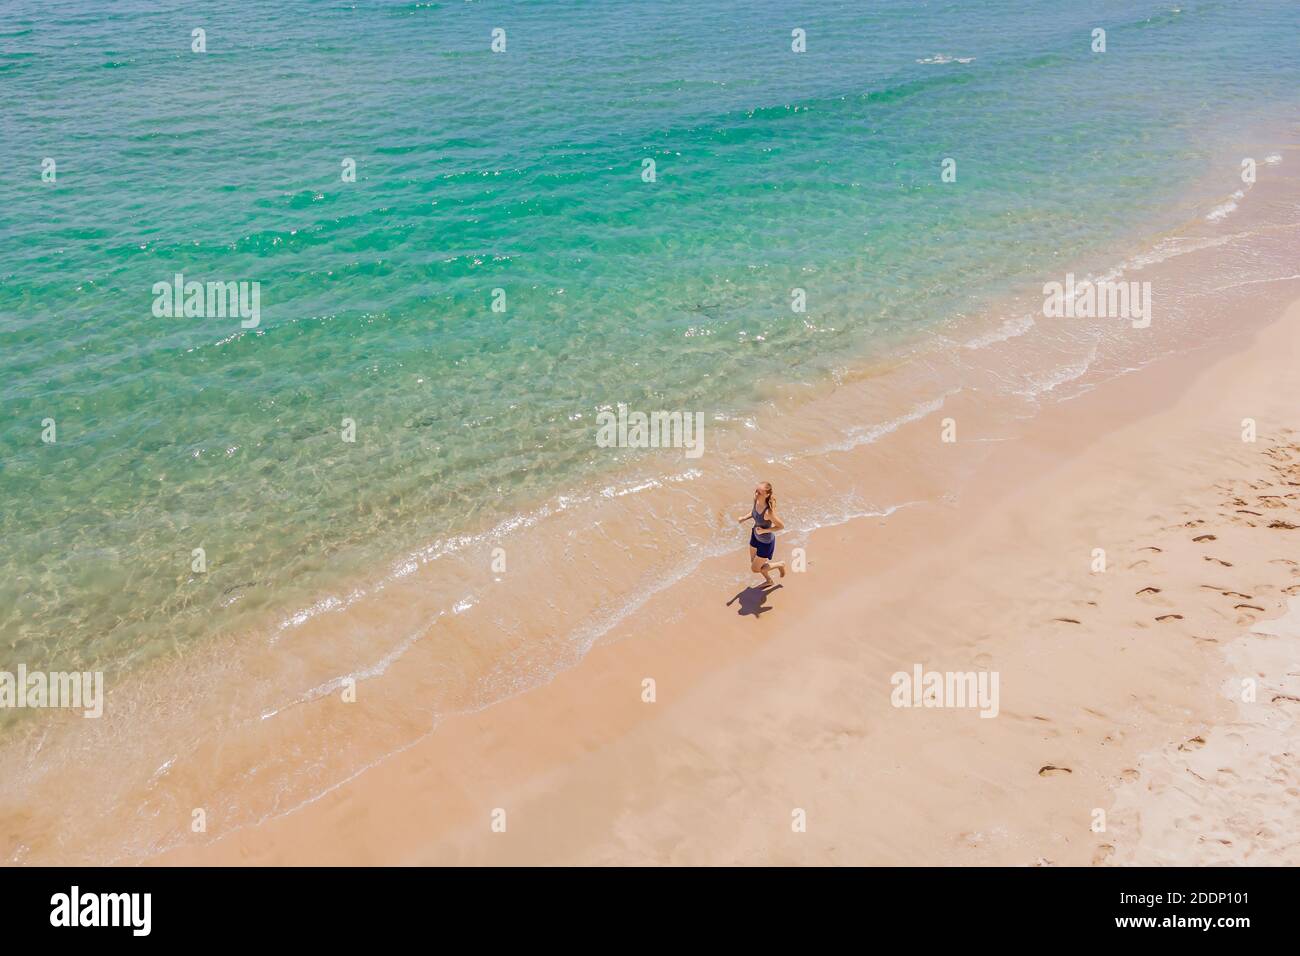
[790,498,923,539]
[768,392,955,464]
[268,461,707,652]
[1094,232,1247,288]
[599,467,703,499]
[260,592,476,720]
[271,501,567,640]
[1015,338,1100,400]
[963,314,1035,350]
[563,498,925,658]
[277,595,342,632]
[1206,190,1245,222]
[1209,273,1300,294]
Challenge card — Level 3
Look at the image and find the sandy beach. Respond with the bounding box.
[1,147,1293,869]
[3,2,1299,871]
[149,259,1300,865]
[15,13,1300,943]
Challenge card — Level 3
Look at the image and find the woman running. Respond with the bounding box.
[738,481,786,586]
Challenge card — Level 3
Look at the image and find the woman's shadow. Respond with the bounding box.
[726,584,782,618]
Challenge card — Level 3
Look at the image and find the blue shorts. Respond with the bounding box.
[750,532,775,561]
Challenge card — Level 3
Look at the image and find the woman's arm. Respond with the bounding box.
[765,511,785,532]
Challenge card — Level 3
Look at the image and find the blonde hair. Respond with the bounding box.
[759,481,775,516]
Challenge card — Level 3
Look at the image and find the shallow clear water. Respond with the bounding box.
[1,0,1298,677]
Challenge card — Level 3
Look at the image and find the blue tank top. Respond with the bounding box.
[752,502,774,542]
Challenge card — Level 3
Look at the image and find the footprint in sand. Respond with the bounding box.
[1092,844,1116,865]
[1037,765,1072,777]
[1178,735,1206,751]
[1155,614,1184,622]
[1120,768,1140,781]
[1136,586,1161,595]
[1192,534,1216,542]
[1268,520,1299,529]
[1053,617,1081,624]
[1214,768,1238,786]
[1234,605,1264,624]
[1204,556,1234,567]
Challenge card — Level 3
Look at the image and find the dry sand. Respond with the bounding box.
[153,287,1300,866]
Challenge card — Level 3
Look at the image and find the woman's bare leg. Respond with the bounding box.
[750,550,774,586]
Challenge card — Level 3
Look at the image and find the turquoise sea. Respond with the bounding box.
[2,0,1298,682]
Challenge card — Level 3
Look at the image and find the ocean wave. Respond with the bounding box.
[267,463,708,661]
[1014,339,1100,400]
[768,392,956,464]
[1206,190,1245,222]
[963,314,1035,350]
[261,593,478,721]
[1099,232,1247,282]
[1209,273,1300,294]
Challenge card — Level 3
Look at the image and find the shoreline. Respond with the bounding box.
[152,278,1300,865]
[4,145,1297,867]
